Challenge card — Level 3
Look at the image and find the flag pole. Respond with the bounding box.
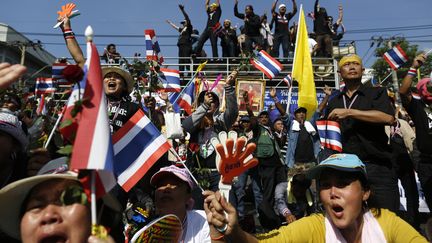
[168,147,204,192]
[91,170,97,225]
[43,113,63,148]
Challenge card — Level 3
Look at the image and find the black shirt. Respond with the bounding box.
[325,85,394,162]
[313,2,331,35]
[273,12,296,35]
[234,4,261,37]
[206,6,222,28]
[108,97,141,134]
[406,98,432,154]
[294,125,316,163]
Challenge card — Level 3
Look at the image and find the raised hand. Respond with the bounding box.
[0,63,26,89]
[211,131,258,184]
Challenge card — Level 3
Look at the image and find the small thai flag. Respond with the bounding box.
[383,45,408,70]
[283,74,292,88]
[316,120,343,152]
[52,63,69,85]
[212,22,224,37]
[112,109,171,192]
[159,68,181,92]
[70,36,116,196]
[145,29,162,62]
[250,50,283,80]
[35,77,56,95]
[339,81,345,91]
[36,94,47,116]
[177,82,195,114]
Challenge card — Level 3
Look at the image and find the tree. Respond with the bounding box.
[372,38,432,87]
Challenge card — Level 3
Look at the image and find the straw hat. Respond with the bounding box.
[102,66,135,93]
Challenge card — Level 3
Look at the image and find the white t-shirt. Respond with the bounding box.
[182,210,211,243]
[308,38,317,54]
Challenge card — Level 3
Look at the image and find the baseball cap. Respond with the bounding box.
[0,157,122,240]
[240,115,250,122]
[150,165,194,190]
[307,153,367,180]
[279,4,286,9]
[294,107,307,114]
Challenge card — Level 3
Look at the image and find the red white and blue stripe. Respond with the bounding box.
[145,29,162,62]
[35,77,56,95]
[316,120,343,152]
[250,50,283,80]
[178,82,196,114]
[383,45,408,70]
[36,94,47,116]
[70,39,116,194]
[52,63,69,85]
[159,68,181,92]
[283,74,292,88]
[112,109,171,192]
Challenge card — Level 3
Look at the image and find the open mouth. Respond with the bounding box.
[332,205,344,218]
[108,82,117,89]
[40,235,68,243]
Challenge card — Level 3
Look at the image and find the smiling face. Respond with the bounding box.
[319,169,370,230]
[154,174,191,217]
[103,72,127,98]
[20,179,91,243]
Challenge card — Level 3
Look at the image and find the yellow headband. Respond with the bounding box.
[339,54,363,68]
[210,3,218,8]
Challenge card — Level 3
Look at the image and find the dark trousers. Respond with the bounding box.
[221,41,236,58]
[315,34,333,57]
[194,28,218,58]
[366,161,400,212]
[258,158,287,206]
[243,35,264,55]
[272,33,290,58]
[417,154,432,212]
[178,44,192,73]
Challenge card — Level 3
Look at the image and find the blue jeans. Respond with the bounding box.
[231,167,263,218]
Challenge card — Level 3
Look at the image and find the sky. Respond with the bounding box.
[1,0,431,68]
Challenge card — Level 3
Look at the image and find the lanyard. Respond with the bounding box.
[342,94,358,109]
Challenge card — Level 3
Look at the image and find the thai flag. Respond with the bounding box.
[212,22,224,37]
[59,66,87,143]
[52,63,69,85]
[36,94,47,116]
[250,50,283,80]
[177,82,196,114]
[70,38,116,195]
[316,120,343,152]
[383,45,408,70]
[283,74,292,88]
[159,68,181,92]
[145,29,162,62]
[339,81,345,91]
[112,109,171,192]
[35,77,56,95]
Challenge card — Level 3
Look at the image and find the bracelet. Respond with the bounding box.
[63,29,75,39]
[215,224,228,234]
[273,97,279,103]
[210,234,225,241]
[407,67,417,77]
[62,28,72,32]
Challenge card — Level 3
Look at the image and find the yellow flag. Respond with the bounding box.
[196,61,208,73]
[292,5,317,119]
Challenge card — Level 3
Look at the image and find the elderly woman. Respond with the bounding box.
[203,154,427,242]
[0,158,122,243]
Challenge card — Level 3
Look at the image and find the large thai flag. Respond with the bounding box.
[112,109,171,192]
[159,68,181,92]
[52,63,69,85]
[383,45,408,70]
[59,67,87,143]
[70,38,116,194]
[35,77,56,95]
[250,50,283,80]
[316,120,343,152]
[145,29,162,62]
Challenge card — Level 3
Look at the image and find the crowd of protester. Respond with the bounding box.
[0,1,432,243]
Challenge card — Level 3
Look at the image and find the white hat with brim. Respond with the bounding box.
[102,66,135,93]
[0,169,122,240]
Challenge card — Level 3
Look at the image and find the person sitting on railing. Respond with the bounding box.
[234,0,263,55]
[102,43,121,64]
[193,0,222,59]
[166,4,193,74]
[270,0,297,58]
[220,19,238,58]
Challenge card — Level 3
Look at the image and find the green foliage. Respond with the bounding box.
[57,144,73,155]
[372,38,432,86]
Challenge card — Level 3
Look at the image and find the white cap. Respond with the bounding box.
[279,4,286,10]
